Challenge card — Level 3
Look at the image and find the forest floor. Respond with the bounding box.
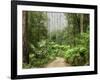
[45,57,71,68]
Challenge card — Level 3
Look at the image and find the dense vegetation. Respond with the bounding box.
[22,11,89,68]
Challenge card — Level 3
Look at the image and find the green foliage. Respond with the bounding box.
[65,46,87,66]
[64,32,89,66]
[23,40,71,68]
[23,32,89,68]
[27,11,48,52]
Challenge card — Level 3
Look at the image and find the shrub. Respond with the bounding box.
[65,46,88,66]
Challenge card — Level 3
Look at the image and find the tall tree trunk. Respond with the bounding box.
[80,14,84,33]
[22,11,29,64]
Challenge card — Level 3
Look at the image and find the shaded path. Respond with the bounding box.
[45,57,71,68]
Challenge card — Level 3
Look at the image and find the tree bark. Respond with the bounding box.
[22,11,29,64]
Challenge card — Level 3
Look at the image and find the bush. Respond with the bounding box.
[65,46,87,66]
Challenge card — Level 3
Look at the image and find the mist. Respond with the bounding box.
[47,12,67,33]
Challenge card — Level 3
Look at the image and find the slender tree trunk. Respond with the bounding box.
[80,14,84,33]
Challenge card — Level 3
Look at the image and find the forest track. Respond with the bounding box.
[45,57,71,68]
